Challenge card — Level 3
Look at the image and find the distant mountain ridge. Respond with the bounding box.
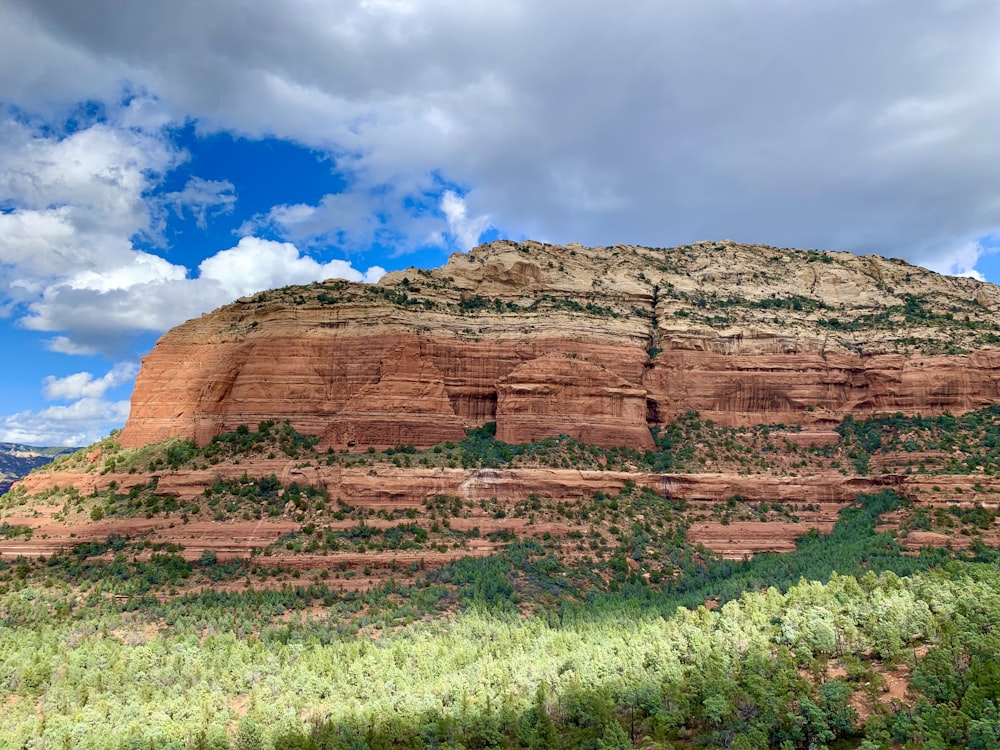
[0,443,77,494]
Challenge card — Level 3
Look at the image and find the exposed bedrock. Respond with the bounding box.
[119,239,1000,450]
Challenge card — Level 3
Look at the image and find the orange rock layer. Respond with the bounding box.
[119,240,1000,451]
[121,330,1000,451]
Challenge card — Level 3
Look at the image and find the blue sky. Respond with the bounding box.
[1,0,1000,446]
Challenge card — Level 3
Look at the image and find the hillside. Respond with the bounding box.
[5,241,1000,748]
[7,239,1000,568]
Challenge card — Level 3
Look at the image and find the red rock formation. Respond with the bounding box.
[644,349,1000,427]
[21,240,1000,573]
[320,342,468,449]
[119,239,1000,451]
[122,333,651,449]
[496,354,653,447]
[13,461,895,507]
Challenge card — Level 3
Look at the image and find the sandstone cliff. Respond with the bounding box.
[119,239,1000,451]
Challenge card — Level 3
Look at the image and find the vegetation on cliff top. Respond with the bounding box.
[230,240,1000,355]
[27,405,1000,484]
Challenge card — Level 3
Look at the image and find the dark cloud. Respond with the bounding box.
[3,0,1000,271]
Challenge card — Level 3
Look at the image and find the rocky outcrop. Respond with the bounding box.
[645,349,1000,427]
[119,239,1000,451]
[496,354,653,447]
[13,461,896,507]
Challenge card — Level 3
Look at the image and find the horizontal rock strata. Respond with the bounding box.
[119,240,1000,451]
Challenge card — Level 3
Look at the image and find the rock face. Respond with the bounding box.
[645,349,1000,428]
[15,462,894,508]
[120,240,1000,451]
[496,354,653,447]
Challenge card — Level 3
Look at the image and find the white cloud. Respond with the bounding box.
[0,0,998,445]
[0,115,181,320]
[2,363,136,446]
[0,397,131,447]
[8,0,999,273]
[15,236,384,356]
[0,118,177,249]
[441,191,490,251]
[925,235,1000,281]
[62,252,188,294]
[161,177,237,229]
[44,336,100,356]
[198,236,385,299]
[0,114,186,355]
[252,185,455,255]
[0,114,382,356]
[42,362,138,401]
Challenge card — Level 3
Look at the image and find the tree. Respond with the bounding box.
[596,719,630,750]
[234,718,264,750]
[529,686,558,750]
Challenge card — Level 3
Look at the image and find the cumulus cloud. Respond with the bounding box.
[4,0,1000,442]
[198,236,385,300]
[0,115,384,357]
[42,362,138,401]
[250,182,467,255]
[925,235,1000,281]
[0,397,131,447]
[0,114,182,325]
[0,120,157,212]
[45,336,100,356]
[4,0,1000,274]
[0,364,136,447]
[16,236,384,356]
[61,252,187,294]
[441,191,490,251]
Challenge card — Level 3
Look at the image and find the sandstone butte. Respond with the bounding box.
[11,239,1000,567]
[119,238,1000,451]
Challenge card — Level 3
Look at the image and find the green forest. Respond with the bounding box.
[5,413,1000,748]
[3,492,1000,749]
[5,547,1000,749]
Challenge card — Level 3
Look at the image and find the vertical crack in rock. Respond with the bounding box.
[647,283,660,361]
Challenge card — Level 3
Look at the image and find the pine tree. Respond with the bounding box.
[596,719,631,750]
[234,718,264,750]
[529,686,558,750]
